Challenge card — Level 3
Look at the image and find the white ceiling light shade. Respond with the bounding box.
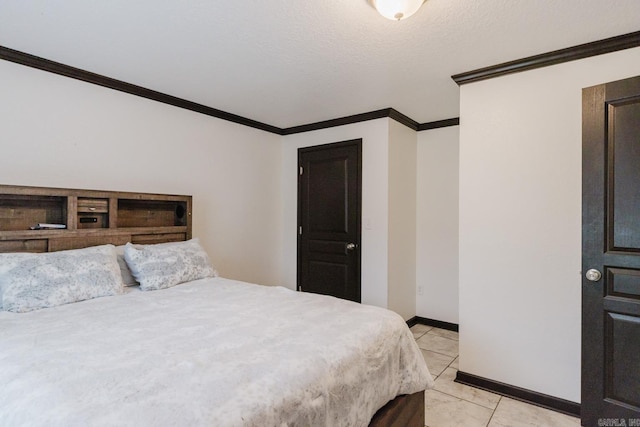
[370,0,426,21]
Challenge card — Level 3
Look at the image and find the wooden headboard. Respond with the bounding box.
[0,184,192,253]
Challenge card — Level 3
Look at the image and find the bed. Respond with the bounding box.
[0,185,433,427]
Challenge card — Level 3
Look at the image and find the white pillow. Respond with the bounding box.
[124,238,217,291]
[0,245,123,313]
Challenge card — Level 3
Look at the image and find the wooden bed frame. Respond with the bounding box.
[0,184,425,427]
[370,391,425,427]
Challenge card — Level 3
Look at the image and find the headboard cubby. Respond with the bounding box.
[0,184,192,253]
[117,199,188,228]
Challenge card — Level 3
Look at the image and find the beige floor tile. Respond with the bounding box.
[433,368,501,410]
[425,389,494,427]
[488,397,580,427]
[411,324,432,339]
[412,330,427,340]
[427,328,459,341]
[421,349,455,377]
[449,357,459,370]
[416,333,459,357]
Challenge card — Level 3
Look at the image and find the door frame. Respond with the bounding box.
[582,75,640,425]
[296,138,363,301]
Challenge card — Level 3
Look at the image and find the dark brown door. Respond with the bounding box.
[582,75,640,425]
[297,139,362,302]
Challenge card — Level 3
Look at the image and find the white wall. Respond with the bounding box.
[387,119,417,320]
[0,59,284,286]
[459,46,640,403]
[281,119,391,308]
[0,56,435,321]
[416,126,459,324]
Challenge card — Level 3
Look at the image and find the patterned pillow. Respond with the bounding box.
[124,238,217,291]
[0,253,32,310]
[0,245,123,313]
[115,245,138,286]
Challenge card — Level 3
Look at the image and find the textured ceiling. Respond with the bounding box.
[1,1,639,128]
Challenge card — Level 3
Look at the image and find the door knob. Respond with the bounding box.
[346,243,357,251]
[585,269,602,282]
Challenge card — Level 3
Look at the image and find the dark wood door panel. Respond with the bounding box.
[608,97,640,252]
[307,156,350,234]
[606,313,640,410]
[308,239,352,255]
[582,75,640,425]
[298,139,362,303]
[607,268,640,299]
[304,260,352,299]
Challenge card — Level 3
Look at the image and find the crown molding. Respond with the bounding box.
[388,109,419,130]
[0,46,462,135]
[3,32,638,133]
[281,108,393,135]
[452,30,640,85]
[0,45,282,135]
[280,109,458,135]
[417,117,459,131]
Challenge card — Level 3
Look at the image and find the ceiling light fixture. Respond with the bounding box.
[369,0,426,21]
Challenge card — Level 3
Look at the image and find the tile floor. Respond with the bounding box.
[411,324,581,427]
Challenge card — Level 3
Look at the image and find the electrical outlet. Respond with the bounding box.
[417,286,424,296]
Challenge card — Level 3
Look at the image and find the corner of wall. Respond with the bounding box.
[387,119,418,320]
[415,126,460,324]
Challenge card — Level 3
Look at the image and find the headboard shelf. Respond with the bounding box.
[0,194,67,231]
[117,199,188,228]
[0,185,192,253]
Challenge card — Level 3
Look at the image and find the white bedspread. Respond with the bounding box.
[0,278,433,427]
